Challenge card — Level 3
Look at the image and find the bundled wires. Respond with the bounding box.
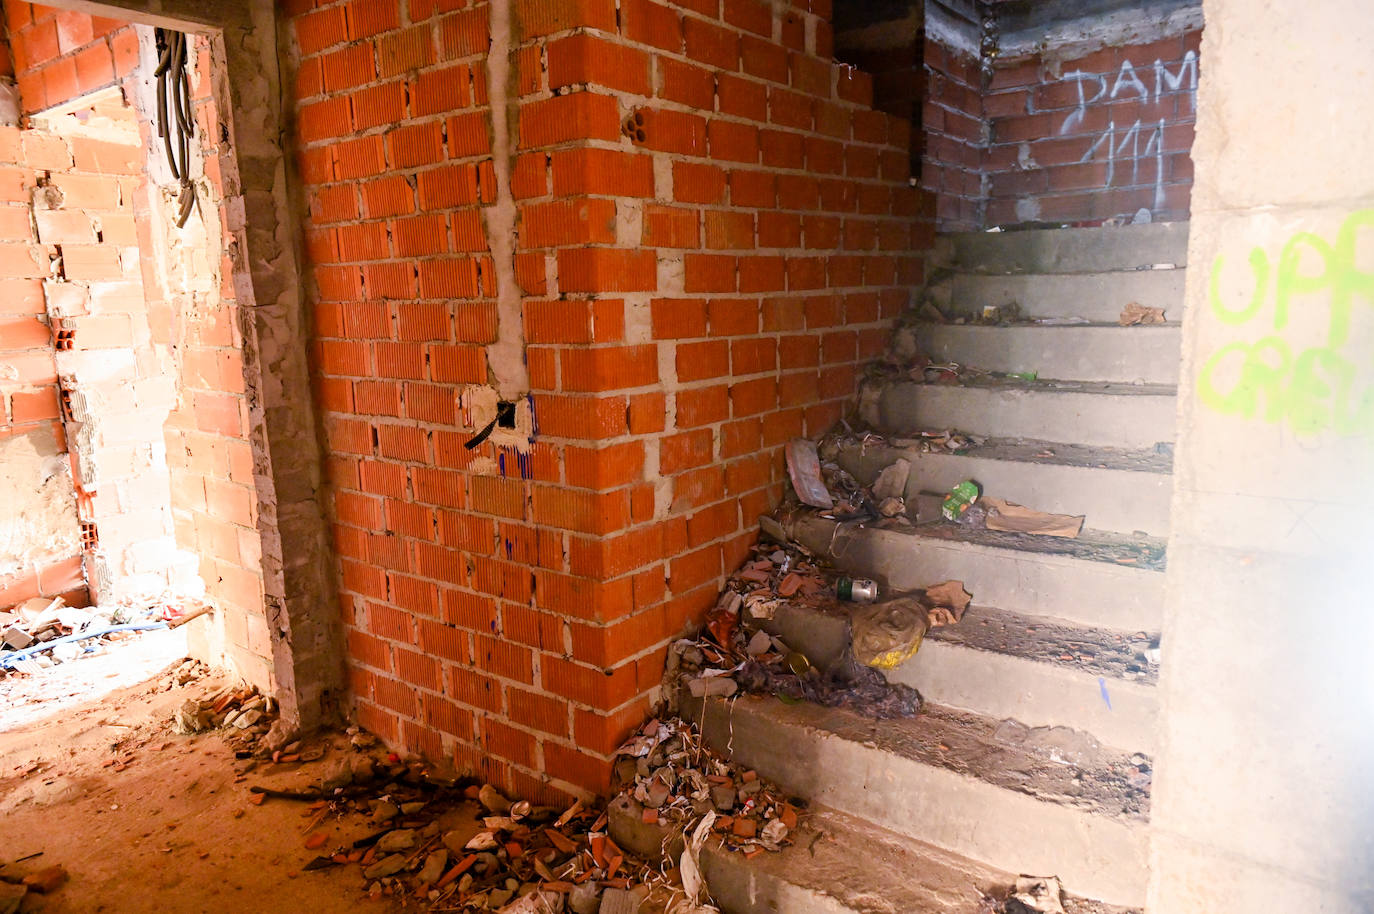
[153,27,197,227]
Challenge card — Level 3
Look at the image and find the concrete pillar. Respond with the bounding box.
[1151,1,1374,911]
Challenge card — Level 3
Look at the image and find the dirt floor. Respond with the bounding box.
[0,650,687,914]
[0,661,412,913]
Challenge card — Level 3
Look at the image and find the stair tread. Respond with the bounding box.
[941,222,1189,274]
[872,436,1174,474]
[690,695,1152,823]
[711,804,1000,914]
[898,376,1178,397]
[926,603,1160,685]
[611,799,1140,914]
[914,319,1183,329]
[867,517,1168,571]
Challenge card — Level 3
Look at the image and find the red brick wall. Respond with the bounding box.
[983,33,1199,227]
[289,0,927,799]
[921,30,1200,229]
[920,37,982,229]
[5,2,136,113]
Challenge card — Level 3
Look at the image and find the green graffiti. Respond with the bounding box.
[1198,209,1374,437]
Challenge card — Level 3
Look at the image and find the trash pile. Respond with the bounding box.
[978,876,1068,914]
[0,593,210,676]
[665,534,977,721]
[613,718,802,857]
[793,428,1088,540]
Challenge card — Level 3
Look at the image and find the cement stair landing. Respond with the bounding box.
[608,799,1139,914]
[679,694,1151,907]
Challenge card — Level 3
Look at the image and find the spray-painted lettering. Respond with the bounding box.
[1057,52,1197,210]
[1197,210,1374,436]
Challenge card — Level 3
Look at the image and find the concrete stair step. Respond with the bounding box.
[936,221,1189,274]
[876,380,1177,449]
[681,694,1151,907]
[609,798,1008,914]
[784,513,1166,632]
[836,440,1173,537]
[757,599,1159,755]
[914,322,1182,385]
[930,269,1186,322]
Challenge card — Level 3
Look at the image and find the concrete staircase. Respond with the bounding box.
[620,223,1187,913]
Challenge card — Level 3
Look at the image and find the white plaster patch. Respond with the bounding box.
[0,428,81,580]
[1015,197,1042,222]
[616,199,643,247]
[653,153,673,203]
[656,252,685,295]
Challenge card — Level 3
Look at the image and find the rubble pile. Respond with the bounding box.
[665,540,929,720]
[0,593,209,677]
[232,724,668,912]
[171,675,280,757]
[613,718,802,857]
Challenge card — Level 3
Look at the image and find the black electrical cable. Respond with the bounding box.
[153,27,197,227]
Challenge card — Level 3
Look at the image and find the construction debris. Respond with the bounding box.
[668,541,926,719]
[0,593,212,676]
[613,718,803,861]
[783,438,833,509]
[222,714,682,912]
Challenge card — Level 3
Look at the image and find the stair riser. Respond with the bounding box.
[789,516,1165,632]
[685,695,1150,908]
[932,270,1186,322]
[892,641,1159,755]
[698,854,875,914]
[608,796,1005,914]
[760,600,1159,755]
[938,222,1189,273]
[917,324,1182,386]
[840,447,1173,537]
[880,383,1177,449]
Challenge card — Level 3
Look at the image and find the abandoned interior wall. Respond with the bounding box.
[2,1,276,690]
[287,0,927,797]
[921,0,1201,230]
[1151,0,1374,909]
[0,36,88,609]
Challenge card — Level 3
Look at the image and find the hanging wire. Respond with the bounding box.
[153,27,197,227]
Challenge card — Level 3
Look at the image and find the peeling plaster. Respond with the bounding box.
[483,0,530,401]
[0,429,81,582]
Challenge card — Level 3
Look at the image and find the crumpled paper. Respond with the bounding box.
[1119,302,1165,326]
[982,497,1084,538]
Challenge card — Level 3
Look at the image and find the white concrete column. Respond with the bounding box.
[1151,1,1374,911]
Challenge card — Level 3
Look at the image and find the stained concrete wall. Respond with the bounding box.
[1151,1,1374,910]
